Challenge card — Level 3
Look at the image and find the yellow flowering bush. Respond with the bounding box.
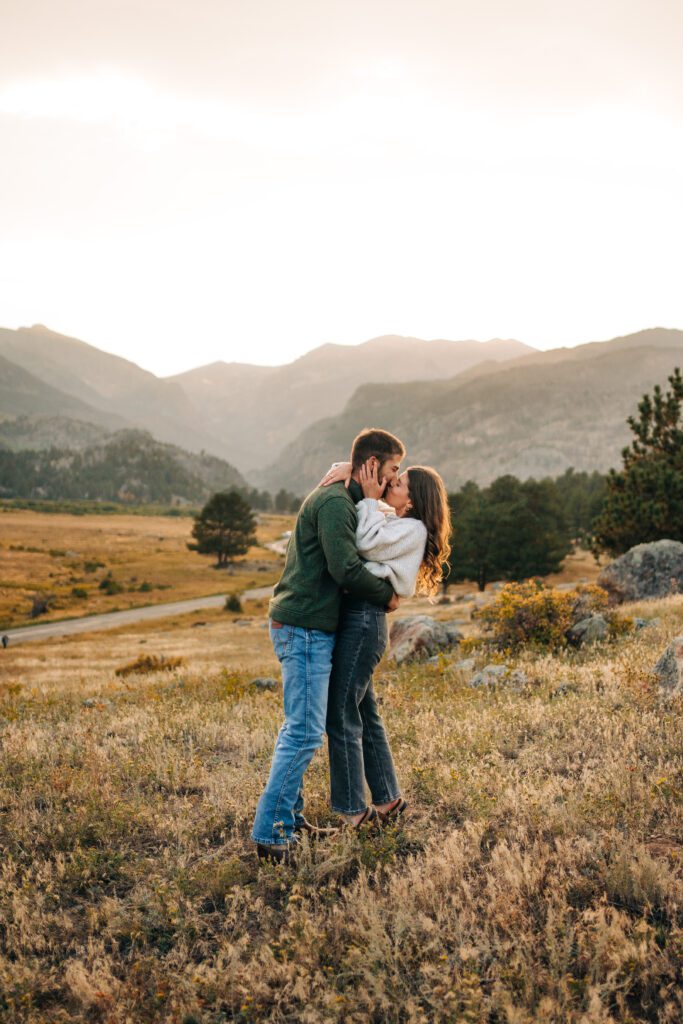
[477,579,614,652]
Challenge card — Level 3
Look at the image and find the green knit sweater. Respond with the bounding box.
[268,480,394,632]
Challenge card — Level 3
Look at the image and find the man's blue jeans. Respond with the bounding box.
[251,621,336,846]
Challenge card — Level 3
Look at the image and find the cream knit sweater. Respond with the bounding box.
[355,498,427,597]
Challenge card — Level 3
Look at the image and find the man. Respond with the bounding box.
[251,427,405,862]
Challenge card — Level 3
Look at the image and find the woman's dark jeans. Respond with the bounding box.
[326,595,401,814]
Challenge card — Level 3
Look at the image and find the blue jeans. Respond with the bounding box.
[326,597,401,815]
[251,621,336,846]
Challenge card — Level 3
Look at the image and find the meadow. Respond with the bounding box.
[0,577,681,1023]
[0,508,291,630]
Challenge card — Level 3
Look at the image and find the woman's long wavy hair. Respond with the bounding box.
[404,466,452,597]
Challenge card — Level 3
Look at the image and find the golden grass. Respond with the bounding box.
[0,594,681,1022]
[0,509,293,629]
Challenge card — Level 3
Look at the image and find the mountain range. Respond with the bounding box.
[262,328,683,492]
[1,323,682,495]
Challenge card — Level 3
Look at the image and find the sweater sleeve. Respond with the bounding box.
[316,495,394,607]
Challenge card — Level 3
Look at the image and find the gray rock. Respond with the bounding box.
[653,636,683,697]
[454,657,476,672]
[469,664,528,689]
[251,677,279,691]
[443,622,465,645]
[598,539,683,604]
[634,617,661,631]
[82,697,113,708]
[389,616,463,664]
[566,614,609,647]
[551,680,579,698]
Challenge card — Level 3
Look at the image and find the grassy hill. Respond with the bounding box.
[0,589,680,1022]
[0,428,246,504]
[261,329,683,492]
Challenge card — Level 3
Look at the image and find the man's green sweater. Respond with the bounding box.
[268,479,393,632]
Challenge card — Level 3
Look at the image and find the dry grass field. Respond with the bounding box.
[0,580,681,1023]
[0,509,293,630]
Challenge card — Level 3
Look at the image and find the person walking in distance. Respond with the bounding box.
[251,428,405,863]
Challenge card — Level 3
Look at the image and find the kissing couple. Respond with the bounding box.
[251,428,451,863]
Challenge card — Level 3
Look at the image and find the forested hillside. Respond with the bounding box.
[0,430,246,504]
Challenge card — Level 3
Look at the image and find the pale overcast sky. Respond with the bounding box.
[1,0,682,375]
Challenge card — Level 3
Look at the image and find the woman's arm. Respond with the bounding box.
[318,461,352,489]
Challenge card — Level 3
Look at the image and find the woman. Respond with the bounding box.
[320,459,452,827]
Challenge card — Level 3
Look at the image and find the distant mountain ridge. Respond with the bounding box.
[3,323,683,496]
[169,334,534,470]
[259,328,683,492]
[0,325,535,472]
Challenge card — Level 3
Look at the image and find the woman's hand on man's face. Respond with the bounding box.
[359,459,386,500]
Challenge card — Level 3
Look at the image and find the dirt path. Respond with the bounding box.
[1,586,274,646]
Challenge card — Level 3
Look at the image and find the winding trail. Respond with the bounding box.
[2,586,275,646]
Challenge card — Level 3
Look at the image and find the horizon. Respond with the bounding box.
[2,1,682,375]
[4,320,681,378]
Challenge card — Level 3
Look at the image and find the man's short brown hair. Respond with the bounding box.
[350,428,405,470]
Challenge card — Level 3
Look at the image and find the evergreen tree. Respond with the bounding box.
[554,467,608,544]
[188,490,256,567]
[447,475,572,590]
[593,368,683,555]
[447,481,500,591]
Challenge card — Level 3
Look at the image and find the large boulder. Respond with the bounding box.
[598,540,683,604]
[653,636,683,698]
[389,616,463,664]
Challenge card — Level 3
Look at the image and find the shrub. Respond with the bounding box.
[477,579,622,653]
[138,581,153,593]
[225,593,242,613]
[98,573,124,595]
[71,587,88,600]
[115,654,184,678]
[83,560,105,573]
[477,579,576,652]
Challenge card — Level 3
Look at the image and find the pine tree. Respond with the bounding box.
[446,475,572,590]
[188,490,256,567]
[593,368,683,555]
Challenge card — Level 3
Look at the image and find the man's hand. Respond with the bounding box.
[386,593,400,612]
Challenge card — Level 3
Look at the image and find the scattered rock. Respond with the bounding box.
[551,680,579,699]
[388,616,463,664]
[251,677,279,691]
[443,622,465,644]
[634,617,661,631]
[653,636,683,698]
[468,664,529,689]
[598,539,683,604]
[566,614,609,647]
[454,657,477,673]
